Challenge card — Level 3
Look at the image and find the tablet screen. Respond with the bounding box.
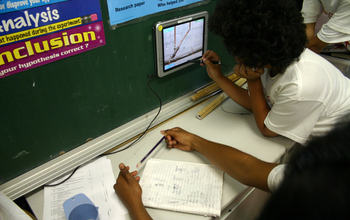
[154,11,208,77]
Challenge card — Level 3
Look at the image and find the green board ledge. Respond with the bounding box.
[0,86,213,200]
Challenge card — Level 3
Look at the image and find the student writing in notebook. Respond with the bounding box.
[201,0,350,146]
[114,123,350,220]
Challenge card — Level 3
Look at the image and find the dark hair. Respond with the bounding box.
[293,0,304,11]
[258,122,350,219]
[209,0,307,73]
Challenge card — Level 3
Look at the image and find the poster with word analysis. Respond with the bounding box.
[0,0,106,79]
[107,0,206,26]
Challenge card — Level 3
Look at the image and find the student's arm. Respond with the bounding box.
[201,50,253,111]
[114,163,152,220]
[305,23,316,40]
[161,128,278,192]
[234,63,278,137]
[305,23,329,53]
[203,51,278,137]
[247,78,277,137]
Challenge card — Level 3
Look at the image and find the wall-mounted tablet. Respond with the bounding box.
[154,11,209,77]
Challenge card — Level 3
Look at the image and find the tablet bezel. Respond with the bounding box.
[154,11,209,78]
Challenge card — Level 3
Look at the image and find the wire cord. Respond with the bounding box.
[44,73,162,187]
[103,73,162,155]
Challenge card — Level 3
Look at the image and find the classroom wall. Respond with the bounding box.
[0,0,234,184]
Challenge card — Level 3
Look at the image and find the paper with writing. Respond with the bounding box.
[43,157,127,220]
[140,159,224,217]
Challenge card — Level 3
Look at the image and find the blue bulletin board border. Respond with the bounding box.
[0,0,69,14]
[107,0,211,29]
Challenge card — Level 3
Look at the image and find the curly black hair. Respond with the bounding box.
[209,0,307,73]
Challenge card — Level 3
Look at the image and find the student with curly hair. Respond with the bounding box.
[202,0,350,145]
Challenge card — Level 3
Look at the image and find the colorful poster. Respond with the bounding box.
[0,0,105,79]
[0,0,68,14]
[107,0,206,26]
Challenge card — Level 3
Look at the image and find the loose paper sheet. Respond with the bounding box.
[43,157,127,220]
[140,159,224,217]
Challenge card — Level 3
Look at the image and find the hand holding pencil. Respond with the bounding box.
[161,128,195,152]
[136,128,196,169]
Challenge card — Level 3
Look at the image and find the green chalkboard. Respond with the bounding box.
[0,0,234,184]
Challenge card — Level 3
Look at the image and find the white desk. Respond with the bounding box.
[26,96,295,220]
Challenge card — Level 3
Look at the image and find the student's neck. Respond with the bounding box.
[264,64,279,77]
[269,69,279,77]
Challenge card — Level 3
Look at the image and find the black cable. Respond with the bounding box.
[220,101,251,115]
[44,73,162,187]
[43,166,80,187]
[103,73,162,155]
[218,79,251,115]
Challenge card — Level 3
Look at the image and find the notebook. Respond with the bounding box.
[139,158,224,217]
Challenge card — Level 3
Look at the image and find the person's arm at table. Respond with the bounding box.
[202,51,278,137]
[201,50,253,111]
[161,127,278,192]
[234,63,279,138]
[305,23,328,53]
[114,163,152,220]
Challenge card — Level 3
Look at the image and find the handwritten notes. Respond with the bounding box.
[140,159,224,217]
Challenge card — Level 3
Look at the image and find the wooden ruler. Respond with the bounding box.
[191,73,240,101]
[196,78,247,120]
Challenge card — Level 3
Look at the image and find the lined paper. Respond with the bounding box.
[140,159,224,217]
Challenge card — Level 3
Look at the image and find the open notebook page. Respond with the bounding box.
[140,159,224,217]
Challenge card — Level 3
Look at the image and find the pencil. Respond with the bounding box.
[136,136,165,168]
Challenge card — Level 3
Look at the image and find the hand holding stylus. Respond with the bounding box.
[201,50,223,80]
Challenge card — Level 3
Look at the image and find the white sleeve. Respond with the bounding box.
[267,164,287,193]
[317,24,350,43]
[264,96,325,145]
[301,0,324,24]
[317,1,350,43]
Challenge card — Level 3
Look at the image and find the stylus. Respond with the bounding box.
[189,59,222,65]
